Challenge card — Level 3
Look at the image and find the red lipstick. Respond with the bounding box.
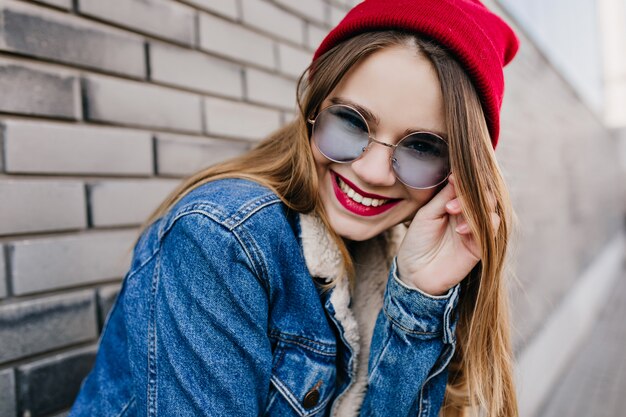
[331,171,400,217]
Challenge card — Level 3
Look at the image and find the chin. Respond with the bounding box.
[327,215,385,242]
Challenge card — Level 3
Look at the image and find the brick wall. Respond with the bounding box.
[0,0,622,416]
[0,1,356,415]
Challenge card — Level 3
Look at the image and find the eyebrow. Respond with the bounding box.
[329,96,448,140]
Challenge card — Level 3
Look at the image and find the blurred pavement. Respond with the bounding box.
[537,249,626,417]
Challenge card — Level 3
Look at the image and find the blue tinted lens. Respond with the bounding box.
[393,133,450,189]
[312,106,370,162]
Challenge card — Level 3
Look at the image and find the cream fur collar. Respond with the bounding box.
[298,212,406,417]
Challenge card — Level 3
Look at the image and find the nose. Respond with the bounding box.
[350,140,397,187]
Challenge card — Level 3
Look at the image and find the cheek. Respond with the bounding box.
[311,140,330,174]
[406,188,438,210]
[393,189,436,224]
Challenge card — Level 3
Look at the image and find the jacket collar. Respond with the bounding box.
[298,212,406,284]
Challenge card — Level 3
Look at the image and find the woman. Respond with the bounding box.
[70,0,520,416]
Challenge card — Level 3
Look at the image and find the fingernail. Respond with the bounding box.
[455,223,469,233]
[446,199,460,210]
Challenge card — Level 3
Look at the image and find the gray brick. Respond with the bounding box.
[306,23,328,50]
[241,0,304,44]
[199,13,276,70]
[278,43,312,78]
[10,230,136,295]
[0,245,6,299]
[156,133,250,176]
[0,179,86,236]
[0,290,98,364]
[97,283,121,329]
[88,179,180,227]
[0,0,145,78]
[0,245,7,300]
[151,42,243,98]
[246,68,297,109]
[204,97,282,140]
[0,368,16,417]
[271,0,327,25]
[2,121,153,176]
[32,0,72,9]
[17,346,96,417]
[179,0,238,19]
[78,0,196,46]
[0,58,79,119]
[83,75,203,133]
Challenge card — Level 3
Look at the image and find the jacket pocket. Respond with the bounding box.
[264,337,337,417]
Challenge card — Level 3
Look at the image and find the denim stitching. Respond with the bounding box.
[233,226,270,294]
[269,342,336,416]
[157,210,271,292]
[224,193,281,229]
[264,389,279,413]
[116,395,136,417]
[123,243,160,283]
[270,376,307,416]
[157,196,277,234]
[146,250,161,417]
[270,376,335,417]
[274,338,336,357]
[272,347,288,372]
[158,206,227,240]
[417,344,455,417]
[381,305,441,336]
[268,330,337,355]
[366,321,394,382]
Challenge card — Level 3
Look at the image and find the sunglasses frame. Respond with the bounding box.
[307,103,451,190]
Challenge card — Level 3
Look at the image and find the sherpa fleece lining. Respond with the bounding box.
[298,213,406,417]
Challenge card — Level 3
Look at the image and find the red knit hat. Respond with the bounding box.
[312,0,520,148]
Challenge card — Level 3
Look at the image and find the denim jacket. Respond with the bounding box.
[70,178,460,417]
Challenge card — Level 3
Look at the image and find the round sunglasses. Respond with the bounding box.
[308,104,451,189]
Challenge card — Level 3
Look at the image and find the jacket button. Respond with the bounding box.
[302,388,320,409]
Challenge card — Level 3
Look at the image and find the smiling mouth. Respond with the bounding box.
[336,176,389,207]
[330,171,401,216]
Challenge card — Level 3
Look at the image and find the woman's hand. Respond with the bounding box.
[396,174,500,296]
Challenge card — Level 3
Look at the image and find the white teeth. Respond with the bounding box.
[336,176,388,207]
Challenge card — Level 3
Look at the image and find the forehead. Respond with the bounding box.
[325,45,446,136]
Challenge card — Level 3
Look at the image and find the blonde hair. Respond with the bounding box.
[137,31,518,417]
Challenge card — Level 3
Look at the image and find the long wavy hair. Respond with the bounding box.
[137,31,519,417]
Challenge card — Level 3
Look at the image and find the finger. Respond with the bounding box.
[447,190,496,218]
[457,212,500,235]
[491,212,501,233]
[455,221,470,234]
[445,198,462,214]
[416,180,457,220]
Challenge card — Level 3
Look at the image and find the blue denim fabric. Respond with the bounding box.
[69,178,460,417]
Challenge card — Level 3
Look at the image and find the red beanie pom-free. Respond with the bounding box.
[312,0,520,148]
